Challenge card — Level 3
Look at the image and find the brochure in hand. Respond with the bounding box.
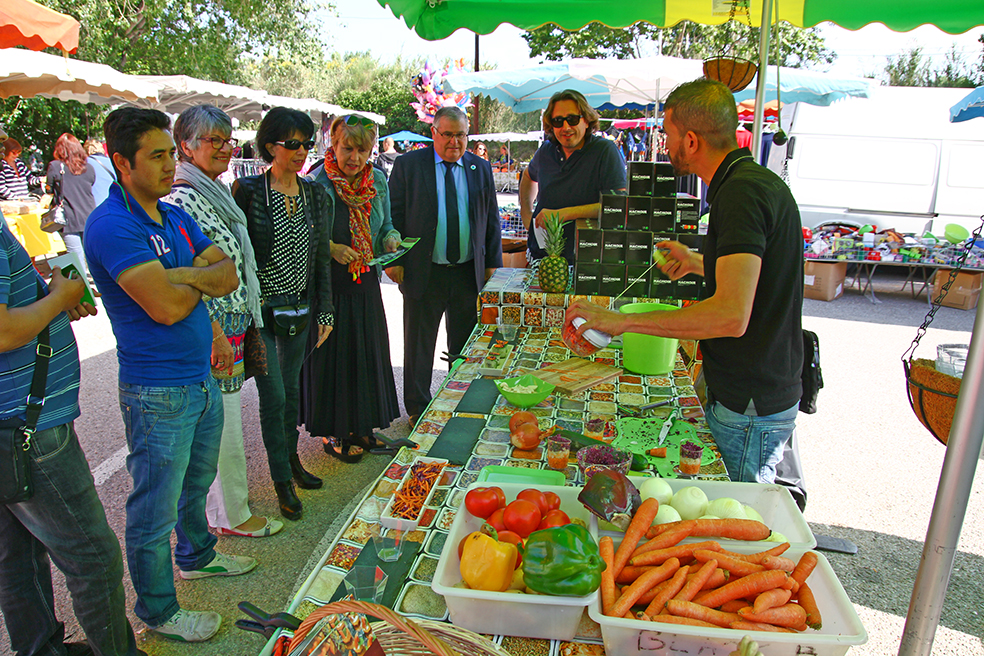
[365,237,420,268]
[46,252,96,306]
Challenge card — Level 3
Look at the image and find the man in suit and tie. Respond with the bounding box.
[386,107,502,426]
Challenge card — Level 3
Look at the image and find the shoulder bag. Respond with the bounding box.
[40,162,67,233]
[0,282,51,504]
[799,329,823,414]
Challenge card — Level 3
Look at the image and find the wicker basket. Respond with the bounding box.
[703,56,758,92]
[287,600,509,656]
[905,358,961,445]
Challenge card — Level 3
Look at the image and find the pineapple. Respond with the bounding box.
[538,212,569,293]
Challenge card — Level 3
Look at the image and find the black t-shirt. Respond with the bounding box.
[376,151,400,179]
[701,148,803,417]
[526,134,626,262]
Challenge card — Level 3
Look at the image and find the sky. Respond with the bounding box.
[321,0,983,81]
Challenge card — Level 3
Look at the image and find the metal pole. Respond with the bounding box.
[472,33,481,135]
[898,300,984,655]
[751,0,773,164]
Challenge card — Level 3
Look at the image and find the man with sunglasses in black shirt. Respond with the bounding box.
[520,89,626,263]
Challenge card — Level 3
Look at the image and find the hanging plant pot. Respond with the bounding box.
[905,358,960,446]
[703,57,757,93]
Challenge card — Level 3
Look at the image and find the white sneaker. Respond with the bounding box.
[179,552,257,580]
[152,609,221,642]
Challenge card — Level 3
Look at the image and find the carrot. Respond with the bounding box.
[738,603,808,628]
[752,587,792,614]
[612,497,661,580]
[791,551,819,585]
[702,568,729,591]
[796,581,823,630]
[746,543,791,562]
[616,565,655,584]
[634,525,694,559]
[730,620,798,633]
[637,568,724,605]
[761,555,796,572]
[645,519,695,540]
[630,541,722,567]
[692,569,789,609]
[649,447,668,457]
[650,614,720,628]
[720,599,750,613]
[687,518,772,541]
[693,549,765,577]
[643,564,689,616]
[665,599,742,628]
[608,558,681,618]
[673,558,719,602]
[599,536,617,617]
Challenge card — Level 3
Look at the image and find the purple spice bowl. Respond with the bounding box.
[576,444,633,479]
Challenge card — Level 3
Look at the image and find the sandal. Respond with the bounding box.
[322,436,364,464]
[352,434,383,451]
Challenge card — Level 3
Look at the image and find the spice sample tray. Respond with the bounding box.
[380,456,449,531]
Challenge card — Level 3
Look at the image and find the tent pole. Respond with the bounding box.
[898,302,984,655]
[751,0,773,164]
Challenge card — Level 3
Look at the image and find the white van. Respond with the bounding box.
[767,85,984,236]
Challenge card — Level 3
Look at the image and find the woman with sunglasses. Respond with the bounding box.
[232,107,334,521]
[164,105,283,538]
[300,115,401,463]
[471,142,489,161]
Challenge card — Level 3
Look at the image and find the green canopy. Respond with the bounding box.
[377,0,981,41]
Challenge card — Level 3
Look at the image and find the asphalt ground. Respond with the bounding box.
[2,258,983,656]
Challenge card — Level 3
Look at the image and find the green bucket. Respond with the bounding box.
[619,302,679,375]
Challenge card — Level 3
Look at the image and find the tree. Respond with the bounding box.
[882,45,977,88]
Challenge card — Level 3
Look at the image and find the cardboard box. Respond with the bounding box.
[675,273,702,300]
[599,264,627,296]
[575,228,603,263]
[677,233,704,253]
[601,230,626,264]
[599,194,627,230]
[675,196,701,234]
[501,251,528,268]
[652,162,676,197]
[624,231,653,264]
[934,269,982,310]
[650,269,674,300]
[804,261,848,301]
[650,197,676,232]
[573,263,600,295]
[627,162,655,196]
[624,264,651,298]
[625,196,651,230]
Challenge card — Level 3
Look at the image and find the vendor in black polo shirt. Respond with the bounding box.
[520,90,626,263]
[566,78,804,487]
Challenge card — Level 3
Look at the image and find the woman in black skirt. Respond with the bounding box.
[301,115,401,462]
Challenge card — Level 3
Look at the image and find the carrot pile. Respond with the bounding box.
[389,461,446,519]
[600,504,823,633]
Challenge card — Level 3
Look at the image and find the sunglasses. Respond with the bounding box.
[342,115,376,128]
[550,114,583,128]
[276,139,316,150]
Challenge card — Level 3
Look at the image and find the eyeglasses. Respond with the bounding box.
[198,136,238,150]
[549,114,583,128]
[342,115,375,128]
[276,139,316,150]
[437,131,468,141]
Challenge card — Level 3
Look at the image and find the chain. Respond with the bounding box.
[902,215,984,364]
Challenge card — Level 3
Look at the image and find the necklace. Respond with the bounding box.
[285,194,298,218]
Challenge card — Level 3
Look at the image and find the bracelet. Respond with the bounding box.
[213,334,225,342]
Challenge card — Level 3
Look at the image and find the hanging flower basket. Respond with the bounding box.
[905,358,960,446]
[703,56,757,93]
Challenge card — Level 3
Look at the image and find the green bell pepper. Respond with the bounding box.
[521,524,605,597]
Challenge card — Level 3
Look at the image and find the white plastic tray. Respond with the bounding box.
[431,481,599,641]
[379,456,448,531]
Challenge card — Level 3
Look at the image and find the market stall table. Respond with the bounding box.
[2,200,64,258]
[806,256,983,305]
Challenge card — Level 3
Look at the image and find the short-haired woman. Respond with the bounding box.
[166,105,283,538]
[300,115,401,463]
[48,134,96,275]
[1,138,44,200]
[232,107,334,521]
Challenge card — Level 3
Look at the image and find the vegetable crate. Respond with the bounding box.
[431,482,599,641]
[588,547,867,656]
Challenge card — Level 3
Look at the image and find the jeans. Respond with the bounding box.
[705,401,798,484]
[253,321,310,483]
[0,422,139,656]
[119,378,222,627]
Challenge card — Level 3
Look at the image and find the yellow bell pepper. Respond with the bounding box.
[459,531,518,592]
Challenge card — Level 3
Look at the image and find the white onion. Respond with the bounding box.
[743,504,764,523]
[653,505,682,525]
[669,486,708,520]
[706,497,747,520]
[698,514,721,520]
[639,477,674,506]
[763,530,788,542]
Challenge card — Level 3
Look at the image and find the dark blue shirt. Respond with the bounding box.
[527,133,626,262]
[85,184,214,386]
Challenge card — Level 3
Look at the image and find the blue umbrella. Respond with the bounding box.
[950,86,984,123]
[381,130,432,142]
[732,66,874,106]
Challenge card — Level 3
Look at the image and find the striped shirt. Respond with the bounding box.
[0,221,81,430]
[0,159,42,200]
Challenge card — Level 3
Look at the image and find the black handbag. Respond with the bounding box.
[799,329,823,414]
[267,294,311,337]
[40,162,67,233]
[0,282,51,504]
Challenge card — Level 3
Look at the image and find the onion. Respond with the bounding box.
[763,530,788,543]
[706,497,747,520]
[698,514,721,520]
[638,477,674,506]
[669,486,708,520]
[743,504,764,523]
[653,505,682,525]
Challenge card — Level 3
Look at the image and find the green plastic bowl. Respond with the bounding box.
[944,223,970,245]
[495,374,555,408]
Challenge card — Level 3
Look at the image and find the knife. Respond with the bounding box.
[657,409,677,446]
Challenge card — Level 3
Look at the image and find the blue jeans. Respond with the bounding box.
[0,422,139,655]
[705,400,798,484]
[254,321,310,483]
[119,378,222,627]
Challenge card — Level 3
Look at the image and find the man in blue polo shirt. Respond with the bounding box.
[520,89,626,263]
[85,107,250,643]
[0,154,143,653]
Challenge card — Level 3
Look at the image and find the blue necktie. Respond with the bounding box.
[443,161,460,264]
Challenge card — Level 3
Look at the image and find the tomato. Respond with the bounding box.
[544,491,562,512]
[517,489,550,517]
[487,507,507,534]
[503,499,541,538]
[491,486,506,509]
[496,530,525,568]
[537,509,571,530]
[509,411,538,433]
[465,487,505,519]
